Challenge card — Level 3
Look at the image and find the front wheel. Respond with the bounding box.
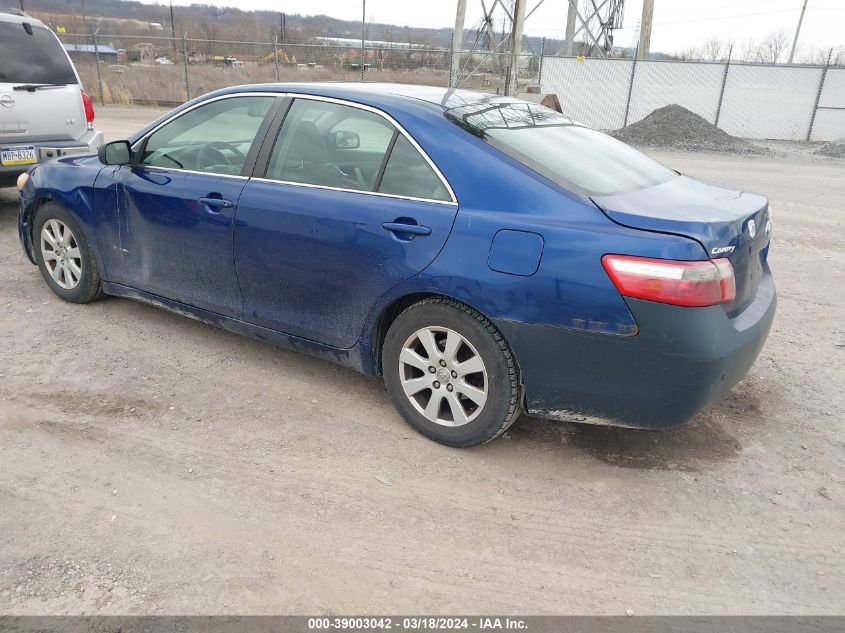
[33,202,103,304]
[382,298,522,447]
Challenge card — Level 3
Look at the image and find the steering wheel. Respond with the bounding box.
[197,141,245,171]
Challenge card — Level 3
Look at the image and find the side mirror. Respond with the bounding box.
[98,140,132,166]
[331,130,360,150]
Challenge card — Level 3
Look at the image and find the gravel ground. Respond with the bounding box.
[611,104,767,155]
[814,140,845,159]
[0,106,843,615]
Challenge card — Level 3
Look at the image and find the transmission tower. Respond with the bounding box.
[450,0,627,95]
[559,0,625,57]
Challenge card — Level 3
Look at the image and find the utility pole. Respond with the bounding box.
[564,0,576,55]
[506,0,526,96]
[360,0,366,81]
[788,0,808,64]
[280,13,286,45]
[93,29,104,106]
[273,35,280,81]
[637,0,654,60]
[450,0,467,88]
[170,1,176,55]
[19,0,24,12]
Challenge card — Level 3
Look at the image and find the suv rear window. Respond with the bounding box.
[0,22,78,85]
[445,100,676,196]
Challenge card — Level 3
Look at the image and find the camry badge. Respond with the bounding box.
[711,245,735,255]
[747,219,756,239]
[0,94,15,108]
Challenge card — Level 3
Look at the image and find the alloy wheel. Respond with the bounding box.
[40,219,82,290]
[398,326,488,427]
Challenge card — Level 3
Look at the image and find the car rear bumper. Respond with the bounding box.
[0,129,103,186]
[497,266,776,429]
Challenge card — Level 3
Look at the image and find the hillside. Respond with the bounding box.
[18,0,562,52]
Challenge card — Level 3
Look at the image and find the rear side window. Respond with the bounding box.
[265,98,452,202]
[378,135,451,202]
[446,101,676,196]
[0,22,78,85]
[266,99,394,192]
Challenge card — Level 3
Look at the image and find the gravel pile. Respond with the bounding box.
[611,104,766,154]
[814,140,845,158]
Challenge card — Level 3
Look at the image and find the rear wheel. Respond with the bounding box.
[382,298,522,447]
[33,202,103,304]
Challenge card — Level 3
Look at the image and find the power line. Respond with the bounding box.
[653,8,802,26]
[688,0,803,10]
[653,5,844,27]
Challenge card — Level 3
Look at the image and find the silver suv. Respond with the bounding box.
[0,9,103,187]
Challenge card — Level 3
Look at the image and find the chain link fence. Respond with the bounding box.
[59,32,542,104]
[540,56,844,141]
[59,32,843,141]
[60,33,459,105]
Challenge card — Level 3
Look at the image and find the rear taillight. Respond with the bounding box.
[602,254,736,307]
[81,91,95,126]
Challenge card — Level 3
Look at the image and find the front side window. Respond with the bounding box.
[446,100,677,196]
[0,22,77,85]
[266,99,394,191]
[141,96,275,175]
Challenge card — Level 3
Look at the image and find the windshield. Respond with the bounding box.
[445,101,676,196]
[0,22,78,85]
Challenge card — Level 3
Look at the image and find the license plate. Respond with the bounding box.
[1,145,37,166]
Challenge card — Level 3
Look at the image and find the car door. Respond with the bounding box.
[234,96,459,348]
[113,94,278,317]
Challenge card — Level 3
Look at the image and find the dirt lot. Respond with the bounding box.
[1,106,843,615]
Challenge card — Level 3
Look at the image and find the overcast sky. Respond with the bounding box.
[143,0,844,56]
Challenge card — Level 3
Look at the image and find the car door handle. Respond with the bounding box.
[381,222,432,236]
[198,196,234,209]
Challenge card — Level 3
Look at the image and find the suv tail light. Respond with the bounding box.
[81,91,95,126]
[602,254,736,307]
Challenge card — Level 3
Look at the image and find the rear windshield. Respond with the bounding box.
[446,101,676,196]
[0,22,78,85]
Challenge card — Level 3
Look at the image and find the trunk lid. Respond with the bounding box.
[592,176,771,317]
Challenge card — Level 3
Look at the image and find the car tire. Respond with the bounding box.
[33,202,104,304]
[382,297,522,447]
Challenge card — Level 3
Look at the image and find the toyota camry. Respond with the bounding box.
[17,83,776,447]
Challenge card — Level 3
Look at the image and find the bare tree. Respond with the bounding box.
[201,21,219,55]
[702,36,724,62]
[757,29,788,64]
[675,46,702,61]
[737,36,757,62]
[805,46,845,66]
[798,44,829,65]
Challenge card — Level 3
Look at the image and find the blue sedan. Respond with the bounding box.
[17,83,776,447]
